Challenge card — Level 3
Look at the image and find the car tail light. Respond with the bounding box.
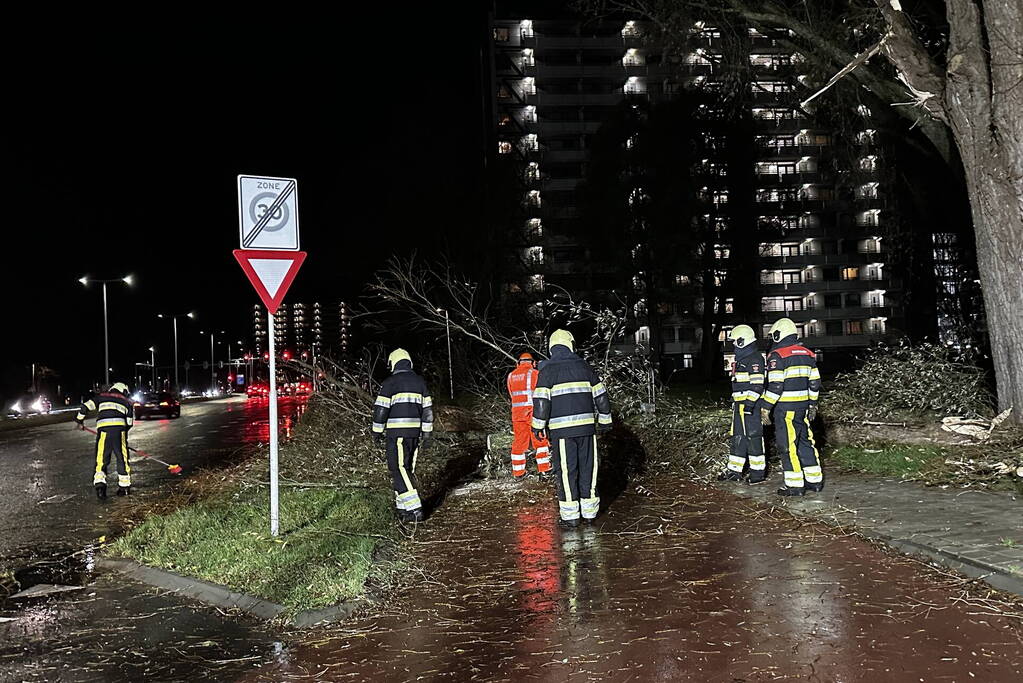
[160,401,169,406]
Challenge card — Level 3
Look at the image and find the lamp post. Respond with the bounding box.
[148,347,156,389]
[437,308,454,400]
[79,274,133,387]
[158,312,194,393]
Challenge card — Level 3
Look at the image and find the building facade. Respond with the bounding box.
[252,301,351,359]
[487,5,905,372]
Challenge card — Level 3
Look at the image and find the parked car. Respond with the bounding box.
[7,393,52,417]
[246,383,269,399]
[133,392,181,419]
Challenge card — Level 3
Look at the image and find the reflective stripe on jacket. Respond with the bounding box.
[759,336,821,411]
[76,392,134,429]
[507,361,538,422]
[531,345,612,438]
[731,348,766,409]
[372,360,434,437]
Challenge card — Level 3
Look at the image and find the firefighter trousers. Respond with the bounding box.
[386,436,422,512]
[774,409,823,489]
[727,403,765,474]
[551,435,599,521]
[94,427,131,488]
[511,419,551,476]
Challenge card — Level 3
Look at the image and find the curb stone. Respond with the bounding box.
[97,558,359,627]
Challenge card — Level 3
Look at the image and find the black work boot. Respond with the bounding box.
[407,508,425,523]
[558,518,580,530]
[95,483,107,500]
[116,486,131,497]
[776,486,805,497]
[717,470,742,482]
[747,471,767,485]
[805,478,825,493]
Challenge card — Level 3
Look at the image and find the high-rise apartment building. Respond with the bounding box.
[252,301,351,358]
[487,6,906,371]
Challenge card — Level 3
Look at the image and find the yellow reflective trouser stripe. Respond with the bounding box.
[95,432,106,473]
[121,433,131,474]
[559,439,573,503]
[739,404,746,437]
[805,416,820,462]
[785,412,801,474]
[396,438,415,493]
[590,435,598,499]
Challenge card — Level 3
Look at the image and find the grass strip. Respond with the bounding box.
[828,444,947,478]
[110,484,395,612]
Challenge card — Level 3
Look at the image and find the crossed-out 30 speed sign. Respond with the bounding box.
[237,175,300,250]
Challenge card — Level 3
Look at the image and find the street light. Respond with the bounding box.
[437,308,454,400]
[158,312,194,393]
[148,346,156,389]
[79,274,134,387]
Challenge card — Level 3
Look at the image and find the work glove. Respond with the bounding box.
[760,408,772,426]
[533,428,547,442]
[807,405,818,422]
[373,432,385,446]
[596,422,612,435]
[75,420,85,431]
[420,435,432,450]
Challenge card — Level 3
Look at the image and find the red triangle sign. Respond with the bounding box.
[233,250,306,314]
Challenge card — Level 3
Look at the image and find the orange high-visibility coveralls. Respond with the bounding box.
[507,359,552,476]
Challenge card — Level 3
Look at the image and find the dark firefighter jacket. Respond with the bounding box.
[76,392,134,429]
[759,335,821,411]
[531,345,612,439]
[731,344,766,409]
[372,360,434,438]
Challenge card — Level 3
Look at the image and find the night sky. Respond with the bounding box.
[2,8,489,400]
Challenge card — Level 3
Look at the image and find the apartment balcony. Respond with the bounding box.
[536,121,604,135]
[661,341,701,356]
[530,35,625,48]
[782,306,894,321]
[751,90,800,105]
[760,278,890,294]
[759,251,886,267]
[754,170,824,185]
[755,143,829,159]
[533,92,627,106]
[801,333,888,349]
[753,117,808,132]
[754,198,833,212]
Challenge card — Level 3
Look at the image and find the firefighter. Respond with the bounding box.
[372,349,434,523]
[718,325,767,484]
[758,318,824,496]
[76,382,134,499]
[507,352,552,478]
[531,329,613,528]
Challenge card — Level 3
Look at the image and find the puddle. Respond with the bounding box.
[1,543,98,605]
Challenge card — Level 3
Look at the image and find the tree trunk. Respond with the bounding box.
[957,157,1023,415]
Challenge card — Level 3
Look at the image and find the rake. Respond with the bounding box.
[79,425,183,474]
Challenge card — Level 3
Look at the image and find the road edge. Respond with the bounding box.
[96,557,360,627]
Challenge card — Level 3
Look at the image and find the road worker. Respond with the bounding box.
[531,330,613,528]
[758,318,824,496]
[372,349,434,523]
[507,352,552,478]
[718,325,767,484]
[76,381,134,499]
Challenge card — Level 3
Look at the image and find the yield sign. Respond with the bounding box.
[233,249,306,314]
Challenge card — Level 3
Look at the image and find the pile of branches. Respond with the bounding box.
[824,341,994,423]
[627,395,729,481]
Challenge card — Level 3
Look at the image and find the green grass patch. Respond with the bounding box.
[110,485,396,612]
[828,444,947,478]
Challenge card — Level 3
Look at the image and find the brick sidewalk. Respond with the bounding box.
[716,472,1023,595]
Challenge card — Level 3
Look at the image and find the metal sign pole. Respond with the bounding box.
[268,310,280,536]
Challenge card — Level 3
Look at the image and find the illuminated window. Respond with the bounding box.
[841,267,860,281]
[493,27,509,42]
[498,141,512,154]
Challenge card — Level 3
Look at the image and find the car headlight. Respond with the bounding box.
[10,401,21,412]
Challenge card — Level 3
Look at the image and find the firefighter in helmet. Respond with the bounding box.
[372,349,434,522]
[759,318,824,496]
[76,381,134,499]
[507,352,552,477]
[718,324,767,484]
[531,330,613,528]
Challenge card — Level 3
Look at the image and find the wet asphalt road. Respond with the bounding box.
[3,412,1023,681]
[0,395,299,559]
